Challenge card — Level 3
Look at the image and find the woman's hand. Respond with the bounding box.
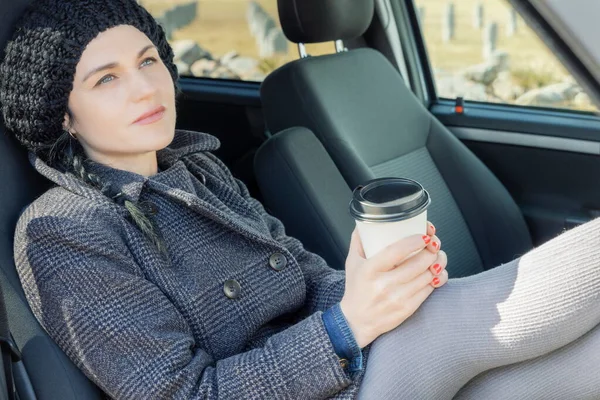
[340,222,448,348]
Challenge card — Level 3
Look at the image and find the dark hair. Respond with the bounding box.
[43,103,186,257]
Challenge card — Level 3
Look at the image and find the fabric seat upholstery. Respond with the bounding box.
[257,0,533,277]
[255,127,355,270]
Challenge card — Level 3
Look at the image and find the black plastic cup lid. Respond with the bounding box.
[349,177,430,223]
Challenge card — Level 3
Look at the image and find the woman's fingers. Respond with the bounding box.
[396,252,448,297]
[427,221,436,237]
[426,234,441,253]
[429,250,447,276]
[370,233,432,272]
[389,248,439,282]
[389,249,447,285]
[433,270,449,288]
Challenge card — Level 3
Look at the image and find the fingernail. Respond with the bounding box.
[432,277,440,286]
[430,223,436,235]
[433,264,442,274]
[422,235,431,244]
[432,241,439,250]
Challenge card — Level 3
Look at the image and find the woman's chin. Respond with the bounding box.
[134,124,176,150]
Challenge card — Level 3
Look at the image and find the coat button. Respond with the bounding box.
[223,279,241,299]
[339,358,349,369]
[143,202,158,216]
[269,253,287,271]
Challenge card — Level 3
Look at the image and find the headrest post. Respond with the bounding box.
[334,40,347,53]
[298,43,308,58]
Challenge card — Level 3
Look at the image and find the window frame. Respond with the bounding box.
[398,0,600,121]
[178,76,261,106]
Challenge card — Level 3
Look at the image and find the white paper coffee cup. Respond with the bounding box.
[349,178,431,259]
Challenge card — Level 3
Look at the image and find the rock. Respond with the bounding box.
[462,63,501,86]
[434,70,489,101]
[442,3,455,42]
[564,75,577,85]
[489,51,510,71]
[573,92,593,108]
[507,8,518,36]
[190,59,217,77]
[482,22,498,60]
[256,15,277,41]
[174,60,190,76]
[516,81,581,107]
[221,51,239,65]
[208,66,241,80]
[417,6,426,25]
[172,40,212,66]
[492,70,524,101]
[154,2,198,41]
[245,71,268,82]
[247,3,276,41]
[462,51,510,86]
[224,56,259,78]
[260,28,288,57]
[247,2,268,36]
[473,3,484,29]
[247,1,260,20]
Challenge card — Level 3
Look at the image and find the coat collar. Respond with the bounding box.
[30,129,221,205]
[31,128,286,251]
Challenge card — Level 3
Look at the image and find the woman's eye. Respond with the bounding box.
[141,57,157,67]
[96,75,114,86]
[94,57,157,87]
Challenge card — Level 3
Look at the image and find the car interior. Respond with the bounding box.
[1,0,599,398]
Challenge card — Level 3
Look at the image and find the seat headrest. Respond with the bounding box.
[277,0,375,44]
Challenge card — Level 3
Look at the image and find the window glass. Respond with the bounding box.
[413,0,598,112]
[140,0,333,81]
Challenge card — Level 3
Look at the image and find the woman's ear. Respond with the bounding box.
[62,113,70,132]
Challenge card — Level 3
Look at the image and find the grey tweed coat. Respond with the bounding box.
[13,129,369,399]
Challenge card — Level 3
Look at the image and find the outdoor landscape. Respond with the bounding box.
[139,0,597,112]
[140,0,332,66]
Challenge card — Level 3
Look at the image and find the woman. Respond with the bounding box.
[1,0,599,399]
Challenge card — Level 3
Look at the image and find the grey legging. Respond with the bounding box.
[357,215,600,399]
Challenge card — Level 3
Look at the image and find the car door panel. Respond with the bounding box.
[176,78,265,199]
[398,0,600,246]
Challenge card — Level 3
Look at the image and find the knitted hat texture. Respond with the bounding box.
[0,0,178,153]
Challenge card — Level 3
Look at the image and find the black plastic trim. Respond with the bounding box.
[178,77,261,107]
[433,100,600,142]
[402,0,437,103]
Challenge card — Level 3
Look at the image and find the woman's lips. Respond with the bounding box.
[133,106,166,125]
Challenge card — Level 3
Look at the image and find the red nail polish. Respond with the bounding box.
[422,235,431,244]
[432,277,440,286]
[433,264,441,274]
[432,241,439,249]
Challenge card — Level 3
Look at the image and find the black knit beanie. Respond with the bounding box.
[0,0,179,154]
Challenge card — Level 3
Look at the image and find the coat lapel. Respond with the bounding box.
[147,178,281,249]
[30,128,282,249]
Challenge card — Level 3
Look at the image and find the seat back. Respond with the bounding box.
[259,0,532,277]
[255,127,355,270]
[0,2,104,398]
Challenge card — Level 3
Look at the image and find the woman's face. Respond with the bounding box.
[64,25,176,172]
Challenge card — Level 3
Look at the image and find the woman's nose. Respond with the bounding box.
[130,71,158,101]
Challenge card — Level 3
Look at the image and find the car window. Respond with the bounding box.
[140,0,333,82]
[413,0,598,113]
